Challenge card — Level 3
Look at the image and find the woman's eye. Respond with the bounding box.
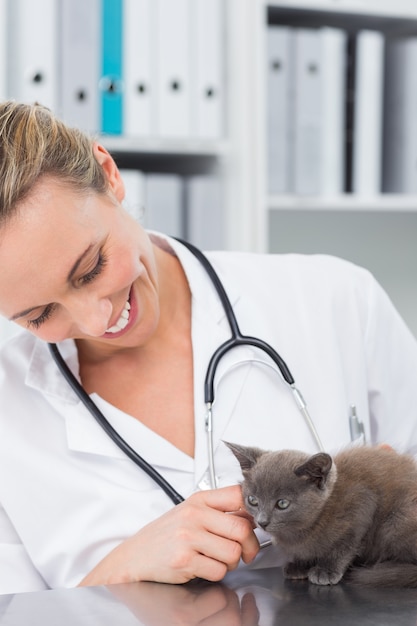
[276,499,290,510]
[247,495,258,507]
[78,252,107,286]
[27,303,57,329]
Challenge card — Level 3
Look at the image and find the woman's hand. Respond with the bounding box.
[79,485,259,587]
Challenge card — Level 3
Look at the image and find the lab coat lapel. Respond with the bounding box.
[25,337,193,473]
[178,246,254,484]
[63,394,194,472]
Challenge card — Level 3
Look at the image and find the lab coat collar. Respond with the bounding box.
[162,235,240,326]
[26,338,80,403]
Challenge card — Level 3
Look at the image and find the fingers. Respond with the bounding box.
[178,487,260,569]
[194,484,246,512]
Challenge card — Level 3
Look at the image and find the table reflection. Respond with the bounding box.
[1,568,417,625]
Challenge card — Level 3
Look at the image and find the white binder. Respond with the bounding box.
[190,0,224,139]
[186,175,225,250]
[320,27,346,195]
[352,30,384,195]
[293,28,323,195]
[155,0,191,137]
[292,27,346,195]
[0,0,7,100]
[383,36,417,193]
[120,169,146,223]
[144,174,185,237]
[7,0,58,110]
[267,26,293,194]
[123,0,156,137]
[59,0,100,132]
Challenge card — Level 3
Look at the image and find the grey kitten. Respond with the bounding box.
[225,442,417,588]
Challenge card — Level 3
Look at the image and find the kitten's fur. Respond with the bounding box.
[225,442,417,587]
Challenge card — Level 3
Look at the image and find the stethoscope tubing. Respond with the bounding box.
[48,342,185,505]
[176,240,296,402]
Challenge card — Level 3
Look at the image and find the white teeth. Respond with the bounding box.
[106,299,131,334]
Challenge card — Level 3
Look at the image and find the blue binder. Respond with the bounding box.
[100,0,123,134]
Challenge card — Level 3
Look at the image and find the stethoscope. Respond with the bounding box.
[48,239,327,507]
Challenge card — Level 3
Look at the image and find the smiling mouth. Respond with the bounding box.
[106,298,131,334]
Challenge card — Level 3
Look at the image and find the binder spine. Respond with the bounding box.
[100,0,124,135]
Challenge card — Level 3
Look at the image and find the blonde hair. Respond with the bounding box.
[0,101,108,223]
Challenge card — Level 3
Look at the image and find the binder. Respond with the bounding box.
[185,175,225,250]
[100,0,124,135]
[190,0,224,139]
[155,0,191,137]
[320,27,346,195]
[293,28,322,195]
[383,36,417,193]
[292,27,346,195]
[7,0,58,110]
[59,0,100,133]
[267,26,293,194]
[123,0,156,137]
[0,0,7,100]
[352,30,384,195]
[120,169,146,223]
[144,174,185,237]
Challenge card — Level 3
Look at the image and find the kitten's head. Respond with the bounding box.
[224,442,337,537]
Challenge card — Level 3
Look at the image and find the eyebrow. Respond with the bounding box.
[9,244,94,321]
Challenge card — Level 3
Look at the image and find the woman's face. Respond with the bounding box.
[0,175,161,351]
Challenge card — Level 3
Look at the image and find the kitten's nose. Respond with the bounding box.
[257,518,269,530]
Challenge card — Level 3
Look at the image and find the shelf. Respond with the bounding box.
[265,0,417,19]
[100,135,230,175]
[267,194,417,212]
[266,0,417,34]
[100,135,229,158]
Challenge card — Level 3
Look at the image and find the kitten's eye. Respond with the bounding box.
[276,499,290,510]
[247,495,258,507]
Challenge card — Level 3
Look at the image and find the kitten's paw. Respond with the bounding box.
[308,566,343,586]
[283,562,309,580]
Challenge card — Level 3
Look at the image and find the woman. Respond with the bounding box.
[0,101,416,595]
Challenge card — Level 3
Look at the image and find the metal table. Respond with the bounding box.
[1,567,417,625]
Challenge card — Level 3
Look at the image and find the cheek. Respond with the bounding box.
[108,244,143,288]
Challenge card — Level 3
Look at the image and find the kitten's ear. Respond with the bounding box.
[294,453,333,490]
[223,441,264,472]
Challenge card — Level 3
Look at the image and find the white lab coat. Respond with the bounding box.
[1,238,417,595]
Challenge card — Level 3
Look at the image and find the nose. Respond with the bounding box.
[70,295,113,337]
[257,517,270,531]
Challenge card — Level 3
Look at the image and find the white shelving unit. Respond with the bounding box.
[230,0,417,336]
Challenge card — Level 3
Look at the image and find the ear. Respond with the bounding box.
[294,453,332,490]
[92,143,125,202]
[223,441,264,472]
